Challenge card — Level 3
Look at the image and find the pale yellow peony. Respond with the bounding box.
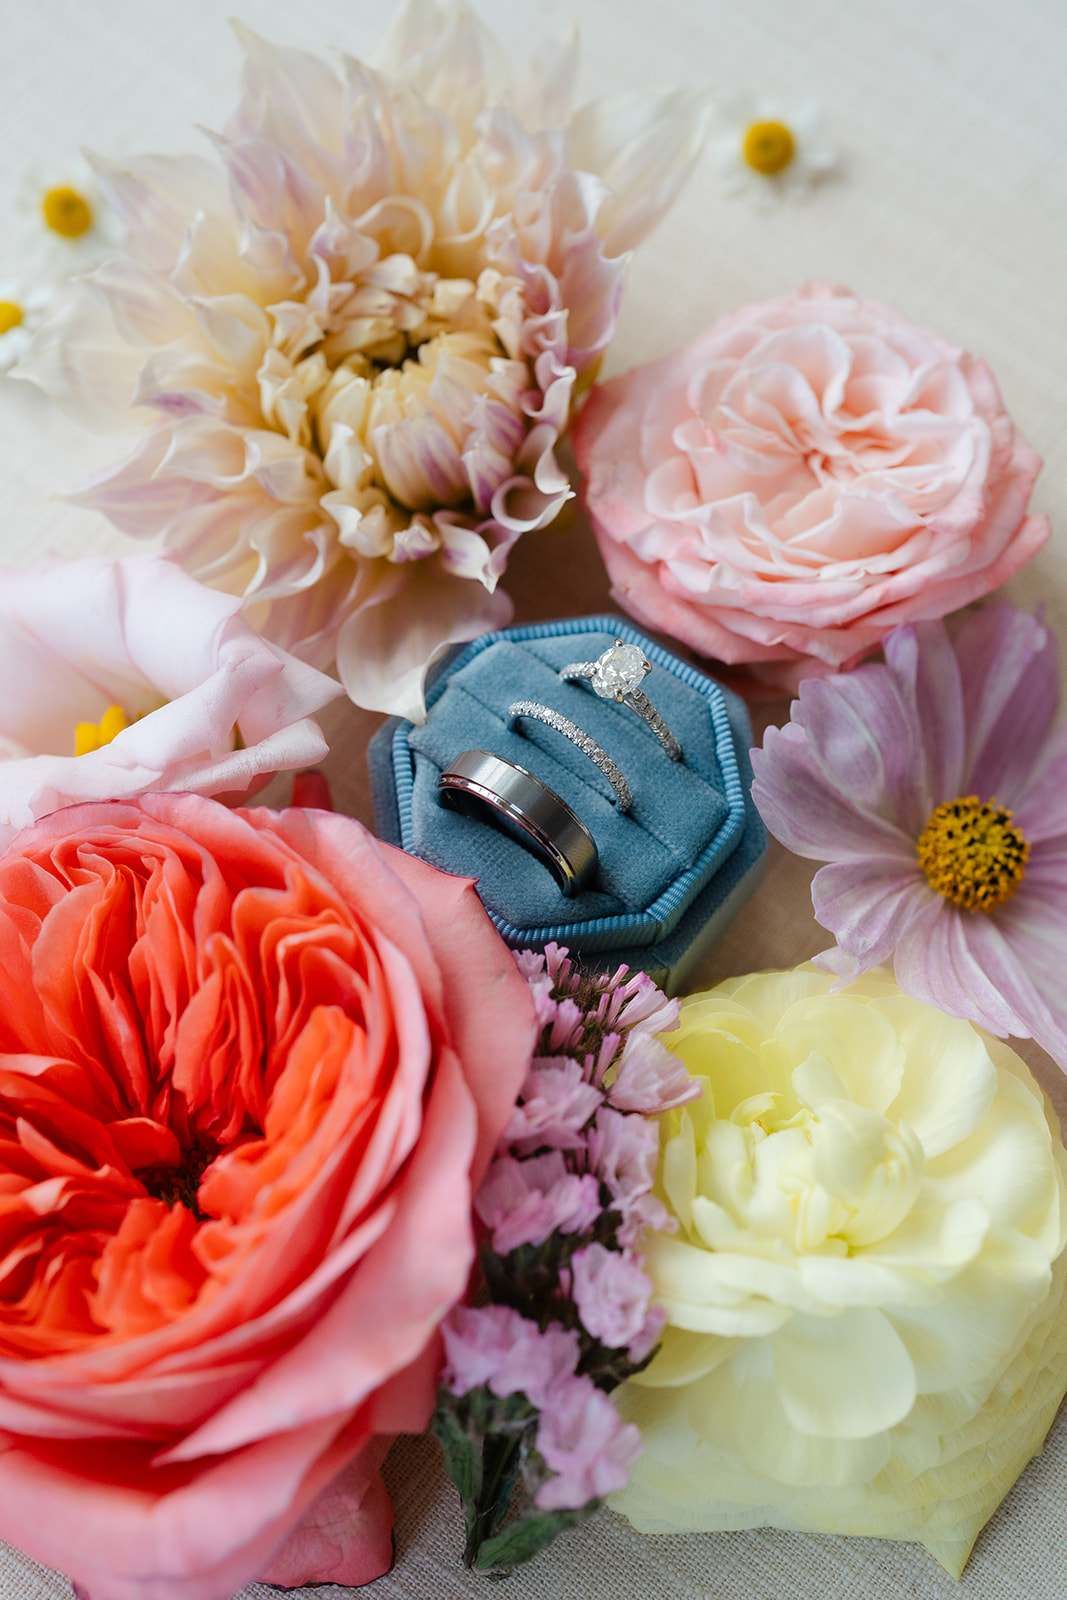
[610,967,1067,1576]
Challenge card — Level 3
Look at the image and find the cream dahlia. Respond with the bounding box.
[18,2,709,718]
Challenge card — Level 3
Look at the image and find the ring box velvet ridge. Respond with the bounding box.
[367,616,766,994]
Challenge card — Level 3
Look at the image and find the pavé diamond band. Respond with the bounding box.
[506,701,634,812]
[559,640,683,762]
[437,749,598,897]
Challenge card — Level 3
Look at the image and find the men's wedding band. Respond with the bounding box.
[506,701,633,812]
[437,749,598,897]
[559,639,683,762]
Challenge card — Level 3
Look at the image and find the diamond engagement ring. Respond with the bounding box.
[437,749,598,896]
[506,701,633,812]
[559,640,683,762]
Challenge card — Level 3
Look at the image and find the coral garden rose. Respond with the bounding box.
[0,793,535,1600]
[0,550,342,848]
[18,1,708,720]
[574,282,1049,691]
[609,967,1067,1576]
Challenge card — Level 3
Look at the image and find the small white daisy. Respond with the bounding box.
[0,281,55,374]
[15,156,121,275]
[711,92,838,206]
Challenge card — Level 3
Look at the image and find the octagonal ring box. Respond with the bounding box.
[368,616,766,995]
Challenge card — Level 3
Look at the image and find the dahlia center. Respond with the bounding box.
[0,301,23,336]
[74,703,129,757]
[41,185,93,239]
[742,120,796,176]
[259,255,513,518]
[916,796,1029,913]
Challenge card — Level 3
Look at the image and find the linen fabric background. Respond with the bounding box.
[1,0,1065,1595]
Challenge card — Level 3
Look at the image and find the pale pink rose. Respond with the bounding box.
[0,794,535,1600]
[17,4,709,721]
[574,281,1050,691]
[0,551,342,846]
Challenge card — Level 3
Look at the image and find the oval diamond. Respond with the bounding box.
[591,642,650,699]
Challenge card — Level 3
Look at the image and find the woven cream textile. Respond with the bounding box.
[1,0,1066,1594]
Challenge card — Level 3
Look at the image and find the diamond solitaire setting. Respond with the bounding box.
[559,639,683,763]
[589,642,651,700]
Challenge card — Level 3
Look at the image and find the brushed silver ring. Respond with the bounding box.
[506,700,633,812]
[437,749,598,896]
[559,639,683,762]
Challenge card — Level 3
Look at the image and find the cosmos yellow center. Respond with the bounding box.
[74,705,129,757]
[742,120,796,176]
[41,186,93,239]
[0,302,23,336]
[916,796,1029,913]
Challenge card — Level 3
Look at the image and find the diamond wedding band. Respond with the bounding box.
[559,640,683,762]
[506,701,633,812]
[437,749,598,896]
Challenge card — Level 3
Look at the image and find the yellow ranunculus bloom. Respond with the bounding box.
[610,967,1067,1577]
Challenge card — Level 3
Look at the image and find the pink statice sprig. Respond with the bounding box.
[434,945,699,1574]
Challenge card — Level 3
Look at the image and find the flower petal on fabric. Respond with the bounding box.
[334,557,513,721]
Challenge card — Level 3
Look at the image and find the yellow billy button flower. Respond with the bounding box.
[742,119,795,176]
[916,795,1029,913]
[41,185,93,240]
[74,704,129,756]
[0,302,23,336]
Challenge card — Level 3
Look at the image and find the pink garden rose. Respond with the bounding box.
[574,282,1049,691]
[0,551,342,846]
[0,793,535,1599]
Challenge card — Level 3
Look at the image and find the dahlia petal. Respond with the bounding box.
[229,24,346,183]
[509,24,579,131]
[89,151,232,275]
[376,0,508,134]
[570,88,713,256]
[13,283,146,428]
[334,558,513,721]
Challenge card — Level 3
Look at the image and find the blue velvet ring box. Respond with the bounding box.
[367,616,766,994]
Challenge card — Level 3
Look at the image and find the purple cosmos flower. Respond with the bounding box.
[751,604,1067,1065]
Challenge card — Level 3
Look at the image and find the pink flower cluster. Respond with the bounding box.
[442,1305,642,1510]
[437,945,699,1536]
[479,945,695,1272]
